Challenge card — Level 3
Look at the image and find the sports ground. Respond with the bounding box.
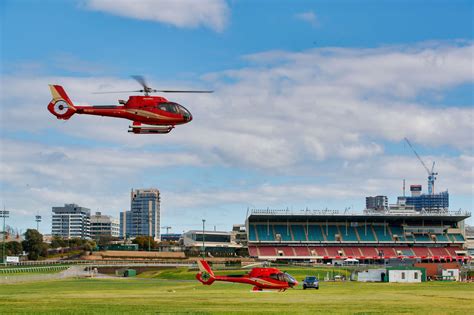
[0,276,473,314]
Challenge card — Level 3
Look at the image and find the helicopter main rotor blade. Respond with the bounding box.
[92,90,143,94]
[153,90,214,93]
[131,75,149,90]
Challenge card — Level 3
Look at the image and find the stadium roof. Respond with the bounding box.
[247,209,470,223]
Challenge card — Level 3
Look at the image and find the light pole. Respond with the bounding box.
[202,219,206,259]
[35,215,42,231]
[0,209,10,266]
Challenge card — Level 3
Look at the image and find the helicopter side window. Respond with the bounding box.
[157,102,178,113]
[269,274,279,280]
[269,273,285,281]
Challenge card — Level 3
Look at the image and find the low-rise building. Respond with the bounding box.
[90,212,120,239]
[183,230,243,256]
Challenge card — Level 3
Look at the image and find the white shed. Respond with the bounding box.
[388,269,422,283]
[441,269,459,281]
[357,269,386,282]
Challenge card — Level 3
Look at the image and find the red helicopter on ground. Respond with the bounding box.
[196,260,298,292]
[47,76,212,134]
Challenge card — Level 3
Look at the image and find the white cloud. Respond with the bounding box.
[1,42,473,231]
[294,11,318,26]
[83,0,229,32]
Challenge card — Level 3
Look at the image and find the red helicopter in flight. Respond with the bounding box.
[47,76,213,134]
[196,260,298,292]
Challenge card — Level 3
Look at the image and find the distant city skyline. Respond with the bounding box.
[1,1,473,234]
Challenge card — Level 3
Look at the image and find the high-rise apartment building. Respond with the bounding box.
[120,188,160,240]
[51,203,91,239]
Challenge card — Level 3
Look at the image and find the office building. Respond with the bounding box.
[120,188,160,240]
[90,212,120,239]
[366,195,388,211]
[51,203,91,239]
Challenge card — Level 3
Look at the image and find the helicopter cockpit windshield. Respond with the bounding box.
[157,102,192,121]
[283,273,297,285]
[270,273,297,286]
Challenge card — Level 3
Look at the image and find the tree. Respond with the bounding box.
[97,235,118,247]
[22,229,47,260]
[6,241,23,256]
[51,236,68,248]
[132,236,157,250]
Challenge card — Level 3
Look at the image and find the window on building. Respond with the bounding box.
[414,272,418,280]
[401,272,405,280]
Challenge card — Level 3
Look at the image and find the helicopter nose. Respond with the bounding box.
[186,113,193,122]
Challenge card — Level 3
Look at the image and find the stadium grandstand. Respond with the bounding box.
[246,209,471,263]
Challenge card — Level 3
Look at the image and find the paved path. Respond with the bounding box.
[0,266,115,284]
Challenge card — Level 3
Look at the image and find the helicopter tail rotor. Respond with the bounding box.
[47,85,77,120]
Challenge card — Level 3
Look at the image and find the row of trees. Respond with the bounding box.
[1,229,96,261]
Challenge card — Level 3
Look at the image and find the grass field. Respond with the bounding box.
[0,277,473,314]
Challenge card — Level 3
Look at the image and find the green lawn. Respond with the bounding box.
[0,278,472,314]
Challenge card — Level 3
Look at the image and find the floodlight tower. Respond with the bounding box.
[35,215,42,231]
[404,138,438,195]
[161,226,172,234]
[0,208,9,266]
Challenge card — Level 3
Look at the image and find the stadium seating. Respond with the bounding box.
[340,226,358,242]
[308,247,325,256]
[255,224,274,241]
[248,225,257,241]
[291,225,307,241]
[293,246,310,256]
[450,234,465,242]
[377,247,396,256]
[373,226,392,242]
[342,247,360,257]
[393,247,415,256]
[274,225,292,241]
[275,247,294,256]
[258,247,277,256]
[429,247,450,256]
[434,234,449,242]
[324,225,340,241]
[389,226,406,241]
[356,226,376,242]
[248,246,258,256]
[325,247,342,257]
[307,225,325,241]
[414,234,433,242]
[444,247,460,256]
[359,247,378,257]
[412,247,431,257]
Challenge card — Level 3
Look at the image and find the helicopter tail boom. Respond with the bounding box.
[47,85,77,120]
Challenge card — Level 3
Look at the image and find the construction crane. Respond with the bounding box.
[161,226,172,234]
[404,137,438,195]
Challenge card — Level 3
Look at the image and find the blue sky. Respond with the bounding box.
[1,0,473,235]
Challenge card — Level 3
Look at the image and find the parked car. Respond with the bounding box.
[302,276,319,289]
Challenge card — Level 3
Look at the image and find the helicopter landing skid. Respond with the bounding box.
[128,124,175,134]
